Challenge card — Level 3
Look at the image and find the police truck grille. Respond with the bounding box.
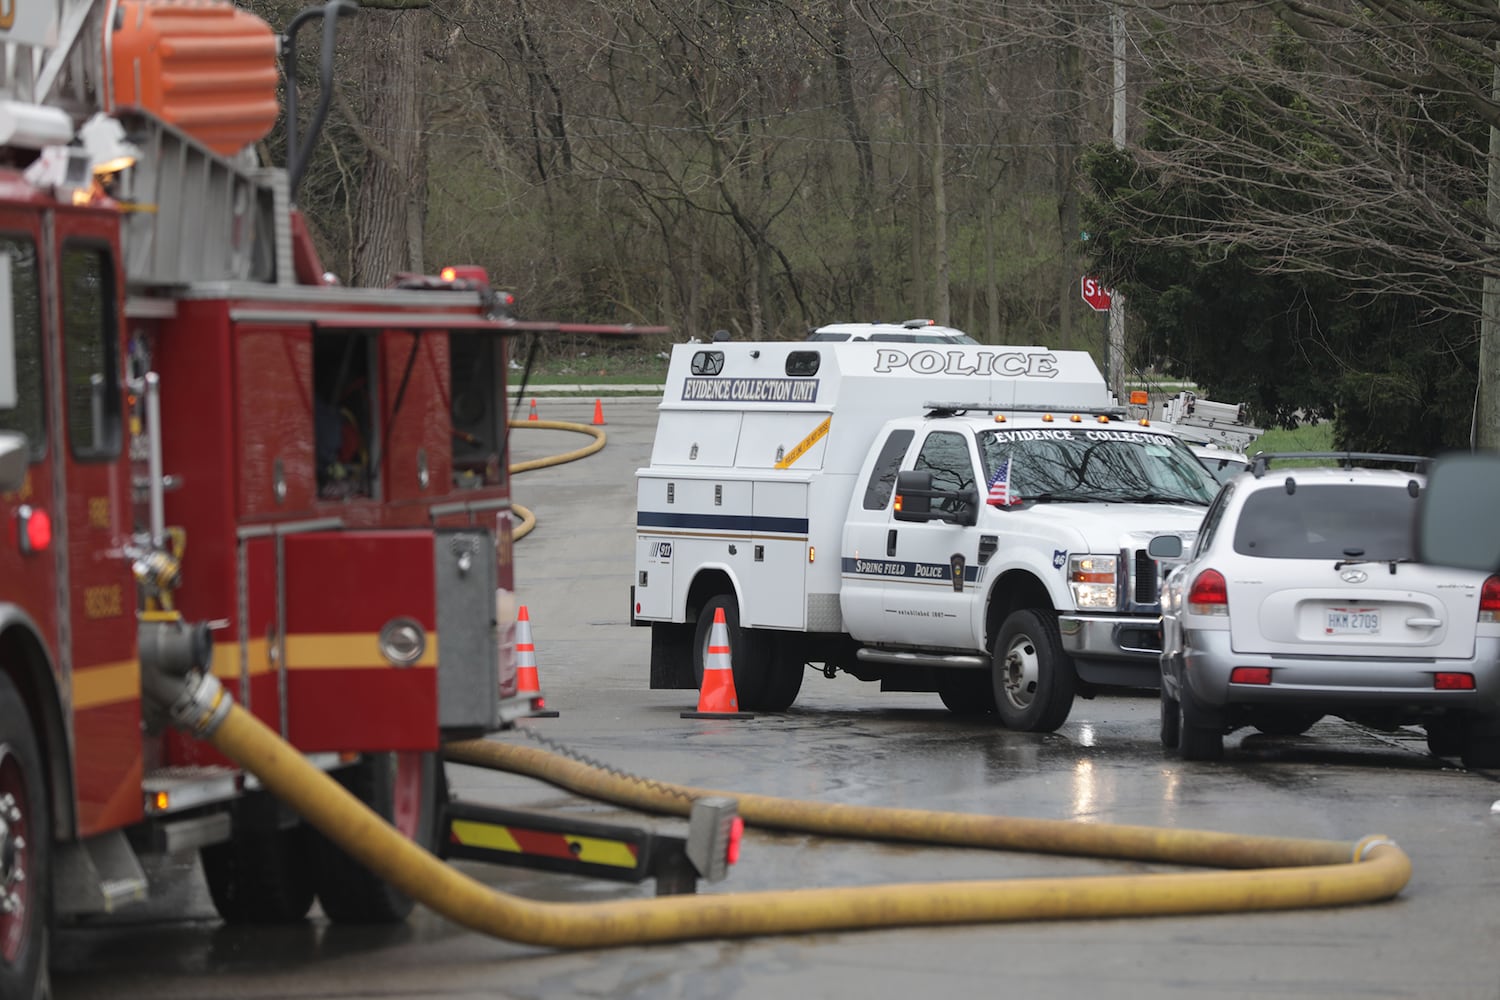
[1133,548,1158,605]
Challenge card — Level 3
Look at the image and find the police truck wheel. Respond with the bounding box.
[759,638,805,712]
[693,595,771,710]
[0,673,51,1000]
[992,610,1076,732]
[200,824,317,924]
[314,751,443,923]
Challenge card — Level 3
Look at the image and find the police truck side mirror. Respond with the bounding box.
[894,470,933,521]
[1416,453,1500,572]
[1147,535,1183,559]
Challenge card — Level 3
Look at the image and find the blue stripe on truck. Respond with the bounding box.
[637,511,810,534]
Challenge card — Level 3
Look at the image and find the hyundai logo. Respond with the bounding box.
[1340,570,1368,584]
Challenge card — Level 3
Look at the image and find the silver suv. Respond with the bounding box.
[1157,453,1500,766]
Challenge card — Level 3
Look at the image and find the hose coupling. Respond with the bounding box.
[167,671,233,738]
[1355,835,1398,861]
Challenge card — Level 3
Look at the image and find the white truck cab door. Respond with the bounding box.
[840,428,914,640]
[879,429,983,649]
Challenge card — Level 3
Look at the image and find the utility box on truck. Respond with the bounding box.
[632,341,1220,730]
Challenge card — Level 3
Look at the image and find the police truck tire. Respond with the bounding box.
[200,825,317,924]
[314,751,442,923]
[693,595,771,710]
[0,673,51,1000]
[992,610,1076,732]
[760,639,805,712]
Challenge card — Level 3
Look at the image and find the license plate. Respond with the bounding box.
[1326,608,1380,635]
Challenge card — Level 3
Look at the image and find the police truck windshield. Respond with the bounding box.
[978,428,1218,505]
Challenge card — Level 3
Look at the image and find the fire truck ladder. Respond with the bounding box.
[1,0,295,287]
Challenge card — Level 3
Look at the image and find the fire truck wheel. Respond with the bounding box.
[937,669,997,715]
[693,595,772,710]
[992,609,1076,732]
[314,751,442,923]
[200,824,316,924]
[0,673,50,1000]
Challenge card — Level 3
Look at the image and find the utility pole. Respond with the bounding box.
[1108,4,1127,404]
[1480,42,1500,450]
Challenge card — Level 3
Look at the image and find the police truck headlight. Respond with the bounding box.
[1068,554,1118,610]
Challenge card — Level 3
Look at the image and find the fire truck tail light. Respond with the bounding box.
[727,815,744,865]
[686,796,740,882]
[17,505,51,553]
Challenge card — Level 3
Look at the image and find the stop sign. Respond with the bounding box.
[1082,276,1113,312]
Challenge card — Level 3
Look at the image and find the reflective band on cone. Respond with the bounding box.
[682,607,754,720]
[515,605,559,718]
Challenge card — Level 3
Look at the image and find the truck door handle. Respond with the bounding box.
[887,529,897,556]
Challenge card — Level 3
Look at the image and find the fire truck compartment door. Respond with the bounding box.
[282,531,438,752]
[433,527,502,735]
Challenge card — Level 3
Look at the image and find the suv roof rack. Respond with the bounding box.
[1249,452,1431,478]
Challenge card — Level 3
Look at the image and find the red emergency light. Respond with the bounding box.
[17,505,51,554]
[440,264,489,286]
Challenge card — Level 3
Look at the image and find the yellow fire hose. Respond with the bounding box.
[180,680,1410,950]
[508,418,606,541]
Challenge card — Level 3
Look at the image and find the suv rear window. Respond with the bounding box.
[1232,483,1419,560]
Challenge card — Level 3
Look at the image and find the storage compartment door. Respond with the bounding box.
[283,531,438,752]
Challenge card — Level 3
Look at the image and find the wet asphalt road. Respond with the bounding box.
[52,397,1500,1000]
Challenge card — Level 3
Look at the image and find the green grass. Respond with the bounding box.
[511,342,670,386]
[1249,421,1337,465]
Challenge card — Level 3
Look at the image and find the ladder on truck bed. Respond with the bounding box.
[1,0,295,288]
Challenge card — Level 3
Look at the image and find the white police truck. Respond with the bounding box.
[631,340,1219,730]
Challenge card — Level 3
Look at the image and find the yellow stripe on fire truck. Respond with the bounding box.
[774,416,832,470]
[71,660,141,710]
[283,633,439,669]
[449,818,640,868]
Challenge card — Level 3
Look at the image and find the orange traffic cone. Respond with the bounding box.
[592,398,606,426]
[528,398,539,421]
[681,607,755,720]
[514,605,559,717]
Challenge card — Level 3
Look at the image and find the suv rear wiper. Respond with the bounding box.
[1333,557,1412,574]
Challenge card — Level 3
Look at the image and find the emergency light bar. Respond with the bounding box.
[924,401,1128,419]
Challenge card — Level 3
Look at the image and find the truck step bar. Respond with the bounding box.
[856,647,988,670]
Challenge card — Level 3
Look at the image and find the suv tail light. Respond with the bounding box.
[1187,569,1229,616]
[1480,576,1500,623]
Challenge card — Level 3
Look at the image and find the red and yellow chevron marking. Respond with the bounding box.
[449,818,640,869]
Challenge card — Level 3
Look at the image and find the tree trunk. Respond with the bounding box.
[931,90,950,327]
[352,8,427,286]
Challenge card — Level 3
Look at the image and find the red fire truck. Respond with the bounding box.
[0,1,675,995]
